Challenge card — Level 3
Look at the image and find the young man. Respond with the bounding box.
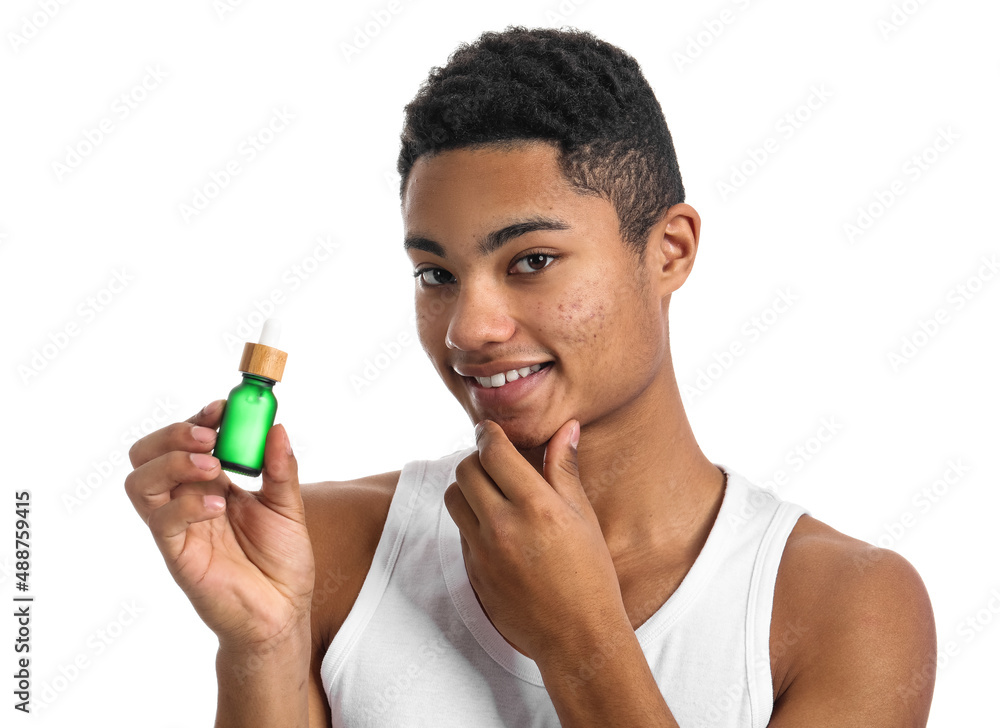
[125,26,936,727]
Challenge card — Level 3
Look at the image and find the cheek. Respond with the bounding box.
[414,298,451,372]
[540,277,610,347]
[538,276,658,365]
[415,290,454,340]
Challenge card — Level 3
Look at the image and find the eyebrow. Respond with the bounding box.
[403,216,571,259]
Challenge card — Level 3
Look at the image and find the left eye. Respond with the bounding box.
[512,253,555,274]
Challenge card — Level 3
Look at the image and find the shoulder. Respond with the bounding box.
[300,470,402,651]
[769,514,936,725]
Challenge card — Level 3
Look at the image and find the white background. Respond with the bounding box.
[2,0,998,724]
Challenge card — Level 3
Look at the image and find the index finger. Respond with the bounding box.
[128,399,226,469]
[473,420,541,504]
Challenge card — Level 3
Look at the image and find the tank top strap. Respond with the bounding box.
[745,498,809,727]
[320,456,429,690]
[321,446,471,692]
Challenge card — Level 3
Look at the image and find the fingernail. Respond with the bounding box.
[570,420,580,451]
[204,495,225,511]
[203,399,223,416]
[191,425,216,443]
[284,428,293,456]
[190,452,218,471]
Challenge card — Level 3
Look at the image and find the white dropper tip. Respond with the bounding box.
[258,318,282,348]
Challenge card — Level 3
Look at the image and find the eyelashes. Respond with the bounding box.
[413,252,559,287]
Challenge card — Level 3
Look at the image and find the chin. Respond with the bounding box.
[481,417,551,452]
[506,433,549,451]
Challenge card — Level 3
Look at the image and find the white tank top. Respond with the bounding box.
[321,447,809,727]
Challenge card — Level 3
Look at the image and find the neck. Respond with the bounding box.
[521,349,725,561]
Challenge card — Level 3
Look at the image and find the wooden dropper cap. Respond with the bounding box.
[238,318,287,382]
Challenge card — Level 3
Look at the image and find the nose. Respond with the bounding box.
[444,284,516,351]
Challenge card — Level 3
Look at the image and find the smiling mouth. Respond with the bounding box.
[465,362,554,389]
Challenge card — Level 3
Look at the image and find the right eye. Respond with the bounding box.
[414,268,456,287]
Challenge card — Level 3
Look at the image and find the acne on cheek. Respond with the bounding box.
[549,295,607,344]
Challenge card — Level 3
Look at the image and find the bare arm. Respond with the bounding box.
[767,544,937,726]
[215,619,314,728]
[213,601,334,728]
[536,619,680,727]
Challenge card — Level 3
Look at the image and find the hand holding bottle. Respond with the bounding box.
[123,401,315,652]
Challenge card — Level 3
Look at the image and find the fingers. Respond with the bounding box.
[259,424,302,515]
[128,399,226,470]
[146,492,228,563]
[473,421,536,504]
[454,451,509,521]
[125,449,227,524]
[444,480,479,534]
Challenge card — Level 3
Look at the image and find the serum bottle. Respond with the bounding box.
[213,318,288,477]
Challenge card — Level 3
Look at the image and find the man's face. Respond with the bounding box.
[402,141,669,450]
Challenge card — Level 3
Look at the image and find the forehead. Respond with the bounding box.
[402,141,582,228]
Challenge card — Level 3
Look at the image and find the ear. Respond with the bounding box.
[649,203,701,297]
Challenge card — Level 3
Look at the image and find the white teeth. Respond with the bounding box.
[474,363,547,388]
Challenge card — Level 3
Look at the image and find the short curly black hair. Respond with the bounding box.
[396,25,685,260]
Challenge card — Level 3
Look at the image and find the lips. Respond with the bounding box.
[462,361,554,408]
[454,360,552,378]
[471,362,551,388]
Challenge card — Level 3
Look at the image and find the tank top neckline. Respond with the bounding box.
[437,456,738,687]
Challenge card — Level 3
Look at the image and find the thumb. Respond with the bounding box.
[260,423,302,514]
[542,419,583,504]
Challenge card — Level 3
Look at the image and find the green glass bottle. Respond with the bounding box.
[213,319,288,477]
